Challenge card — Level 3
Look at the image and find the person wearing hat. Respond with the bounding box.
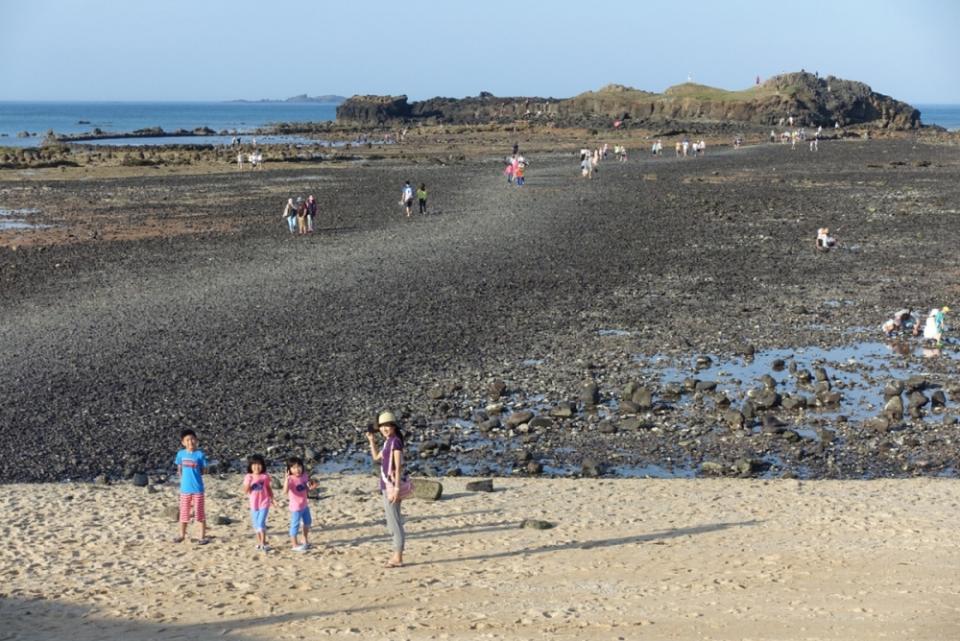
[923,306,950,346]
[366,411,406,567]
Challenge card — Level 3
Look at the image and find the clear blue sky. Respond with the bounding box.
[2,0,958,103]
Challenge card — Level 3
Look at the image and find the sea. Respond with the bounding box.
[0,101,957,149]
[0,101,339,148]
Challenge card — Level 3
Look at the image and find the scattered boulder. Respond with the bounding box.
[465,479,494,492]
[695,355,713,369]
[506,410,534,427]
[883,380,904,398]
[132,472,149,487]
[631,386,654,409]
[526,461,544,475]
[734,343,756,357]
[215,515,233,526]
[750,389,780,410]
[865,417,891,432]
[723,409,745,429]
[528,416,553,430]
[488,380,508,399]
[700,461,726,476]
[618,416,647,431]
[905,376,928,393]
[597,420,618,434]
[816,390,842,407]
[580,381,600,407]
[412,479,443,501]
[520,519,555,530]
[771,359,786,372]
[580,458,603,477]
[907,391,929,409]
[695,380,718,392]
[781,395,808,410]
[549,402,575,418]
[883,395,904,420]
[930,390,947,408]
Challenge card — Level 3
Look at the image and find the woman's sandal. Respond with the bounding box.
[195,538,210,546]
[384,560,403,568]
[172,536,184,544]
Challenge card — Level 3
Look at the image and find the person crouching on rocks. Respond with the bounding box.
[882,309,917,337]
[367,411,407,568]
[815,227,836,250]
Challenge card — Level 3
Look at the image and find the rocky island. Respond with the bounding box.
[337,72,921,129]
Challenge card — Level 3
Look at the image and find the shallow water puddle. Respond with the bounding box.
[646,341,959,422]
[0,207,49,230]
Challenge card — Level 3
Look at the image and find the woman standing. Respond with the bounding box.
[367,411,406,567]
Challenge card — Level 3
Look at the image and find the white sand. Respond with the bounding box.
[0,475,957,640]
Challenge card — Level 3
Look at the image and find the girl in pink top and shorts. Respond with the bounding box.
[283,456,318,552]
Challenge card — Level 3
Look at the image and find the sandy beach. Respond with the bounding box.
[0,475,957,640]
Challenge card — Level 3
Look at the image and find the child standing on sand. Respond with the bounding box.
[174,429,208,544]
[244,454,273,551]
[417,183,428,214]
[283,456,318,552]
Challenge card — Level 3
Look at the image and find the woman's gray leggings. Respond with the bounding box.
[382,491,405,552]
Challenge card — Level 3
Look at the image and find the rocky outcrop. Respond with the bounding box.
[336,73,921,129]
[337,92,562,124]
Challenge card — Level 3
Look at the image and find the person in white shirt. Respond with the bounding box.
[401,181,415,217]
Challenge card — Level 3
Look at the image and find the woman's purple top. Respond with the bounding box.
[379,435,403,491]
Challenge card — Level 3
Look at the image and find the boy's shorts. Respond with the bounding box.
[250,508,269,533]
[179,493,205,523]
[289,508,312,537]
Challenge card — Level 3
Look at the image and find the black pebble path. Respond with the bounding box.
[1,139,959,481]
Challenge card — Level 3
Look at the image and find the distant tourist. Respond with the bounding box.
[173,429,208,545]
[770,130,776,143]
[809,138,819,152]
[401,181,415,217]
[417,183,428,213]
[283,197,297,234]
[923,307,950,346]
[815,227,836,250]
[306,195,317,233]
[243,454,273,552]
[504,159,515,184]
[296,197,309,234]
[515,160,525,186]
[367,412,409,568]
[237,151,244,171]
[882,309,917,337]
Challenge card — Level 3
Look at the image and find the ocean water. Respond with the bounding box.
[916,104,960,131]
[0,101,338,148]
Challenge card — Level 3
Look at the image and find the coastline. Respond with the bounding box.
[1,474,956,640]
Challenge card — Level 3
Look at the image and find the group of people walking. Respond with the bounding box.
[174,410,409,567]
[282,195,317,234]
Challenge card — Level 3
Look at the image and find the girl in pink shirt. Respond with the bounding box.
[243,454,273,551]
[282,456,318,552]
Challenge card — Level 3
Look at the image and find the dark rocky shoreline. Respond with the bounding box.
[1,138,959,482]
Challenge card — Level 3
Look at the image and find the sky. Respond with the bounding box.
[1,0,958,104]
